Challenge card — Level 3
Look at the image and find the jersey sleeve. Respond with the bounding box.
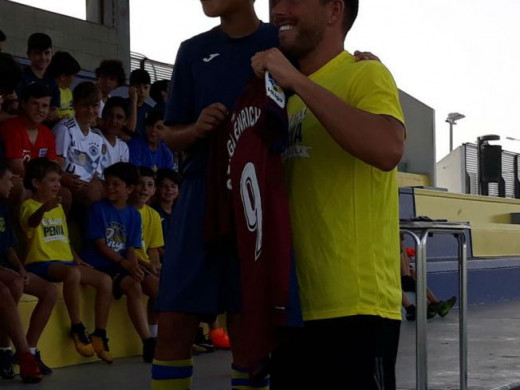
[164,41,195,125]
[349,61,404,124]
[53,121,69,157]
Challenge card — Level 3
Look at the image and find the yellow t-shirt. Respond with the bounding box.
[20,198,73,264]
[135,205,164,264]
[285,51,404,321]
[57,87,74,119]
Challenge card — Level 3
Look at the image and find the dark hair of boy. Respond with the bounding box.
[138,166,155,182]
[150,79,169,104]
[156,168,182,187]
[0,159,11,178]
[27,32,52,52]
[144,108,164,127]
[95,59,126,86]
[0,29,5,42]
[72,81,101,105]
[46,51,81,79]
[102,96,129,118]
[129,69,151,86]
[21,83,52,102]
[0,52,21,93]
[23,157,61,191]
[103,162,139,187]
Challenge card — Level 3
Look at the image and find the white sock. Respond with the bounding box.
[29,347,37,355]
[0,346,12,351]
[149,324,158,338]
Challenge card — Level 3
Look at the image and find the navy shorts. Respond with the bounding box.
[156,175,241,317]
[25,260,76,282]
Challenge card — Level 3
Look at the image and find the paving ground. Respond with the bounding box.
[3,300,520,389]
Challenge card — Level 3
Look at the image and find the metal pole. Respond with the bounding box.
[458,233,468,390]
[449,122,453,152]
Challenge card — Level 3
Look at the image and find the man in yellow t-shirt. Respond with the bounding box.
[252,1,405,388]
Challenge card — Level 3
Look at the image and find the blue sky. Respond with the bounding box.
[11,0,520,161]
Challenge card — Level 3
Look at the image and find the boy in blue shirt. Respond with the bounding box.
[81,162,156,362]
[128,109,175,172]
[127,69,152,137]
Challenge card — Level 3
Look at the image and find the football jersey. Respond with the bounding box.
[1,116,57,161]
[53,117,104,181]
[94,129,129,172]
[207,73,302,371]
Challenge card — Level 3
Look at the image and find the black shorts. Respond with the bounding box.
[401,275,416,292]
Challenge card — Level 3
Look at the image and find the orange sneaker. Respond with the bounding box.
[209,328,230,349]
[18,352,42,383]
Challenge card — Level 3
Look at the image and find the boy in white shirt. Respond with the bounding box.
[95,96,129,173]
[53,82,104,207]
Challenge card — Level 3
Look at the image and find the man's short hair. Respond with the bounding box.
[129,69,151,86]
[104,162,139,186]
[321,0,358,35]
[95,59,126,86]
[27,32,52,52]
[73,81,101,106]
[46,51,81,78]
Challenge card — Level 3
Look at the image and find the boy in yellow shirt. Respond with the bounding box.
[131,166,161,340]
[20,158,113,363]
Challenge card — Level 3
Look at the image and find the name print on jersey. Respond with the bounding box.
[226,105,263,260]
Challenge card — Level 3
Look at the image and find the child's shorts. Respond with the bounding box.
[156,175,241,317]
[25,260,76,282]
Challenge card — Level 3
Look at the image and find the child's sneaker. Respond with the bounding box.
[142,337,156,363]
[91,335,113,364]
[405,305,416,321]
[193,327,215,353]
[209,328,230,349]
[437,296,457,317]
[34,350,53,375]
[18,352,42,383]
[70,328,95,357]
[0,349,15,379]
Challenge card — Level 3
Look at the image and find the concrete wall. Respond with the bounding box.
[0,0,130,73]
[436,145,465,193]
[399,89,436,184]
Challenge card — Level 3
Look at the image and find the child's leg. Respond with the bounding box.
[119,275,158,362]
[119,276,151,340]
[76,267,112,330]
[0,269,25,348]
[0,282,42,383]
[46,264,82,324]
[77,267,113,363]
[142,274,159,335]
[0,281,29,353]
[23,273,59,348]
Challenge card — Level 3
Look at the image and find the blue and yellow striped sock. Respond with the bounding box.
[231,364,269,390]
[151,358,193,390]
